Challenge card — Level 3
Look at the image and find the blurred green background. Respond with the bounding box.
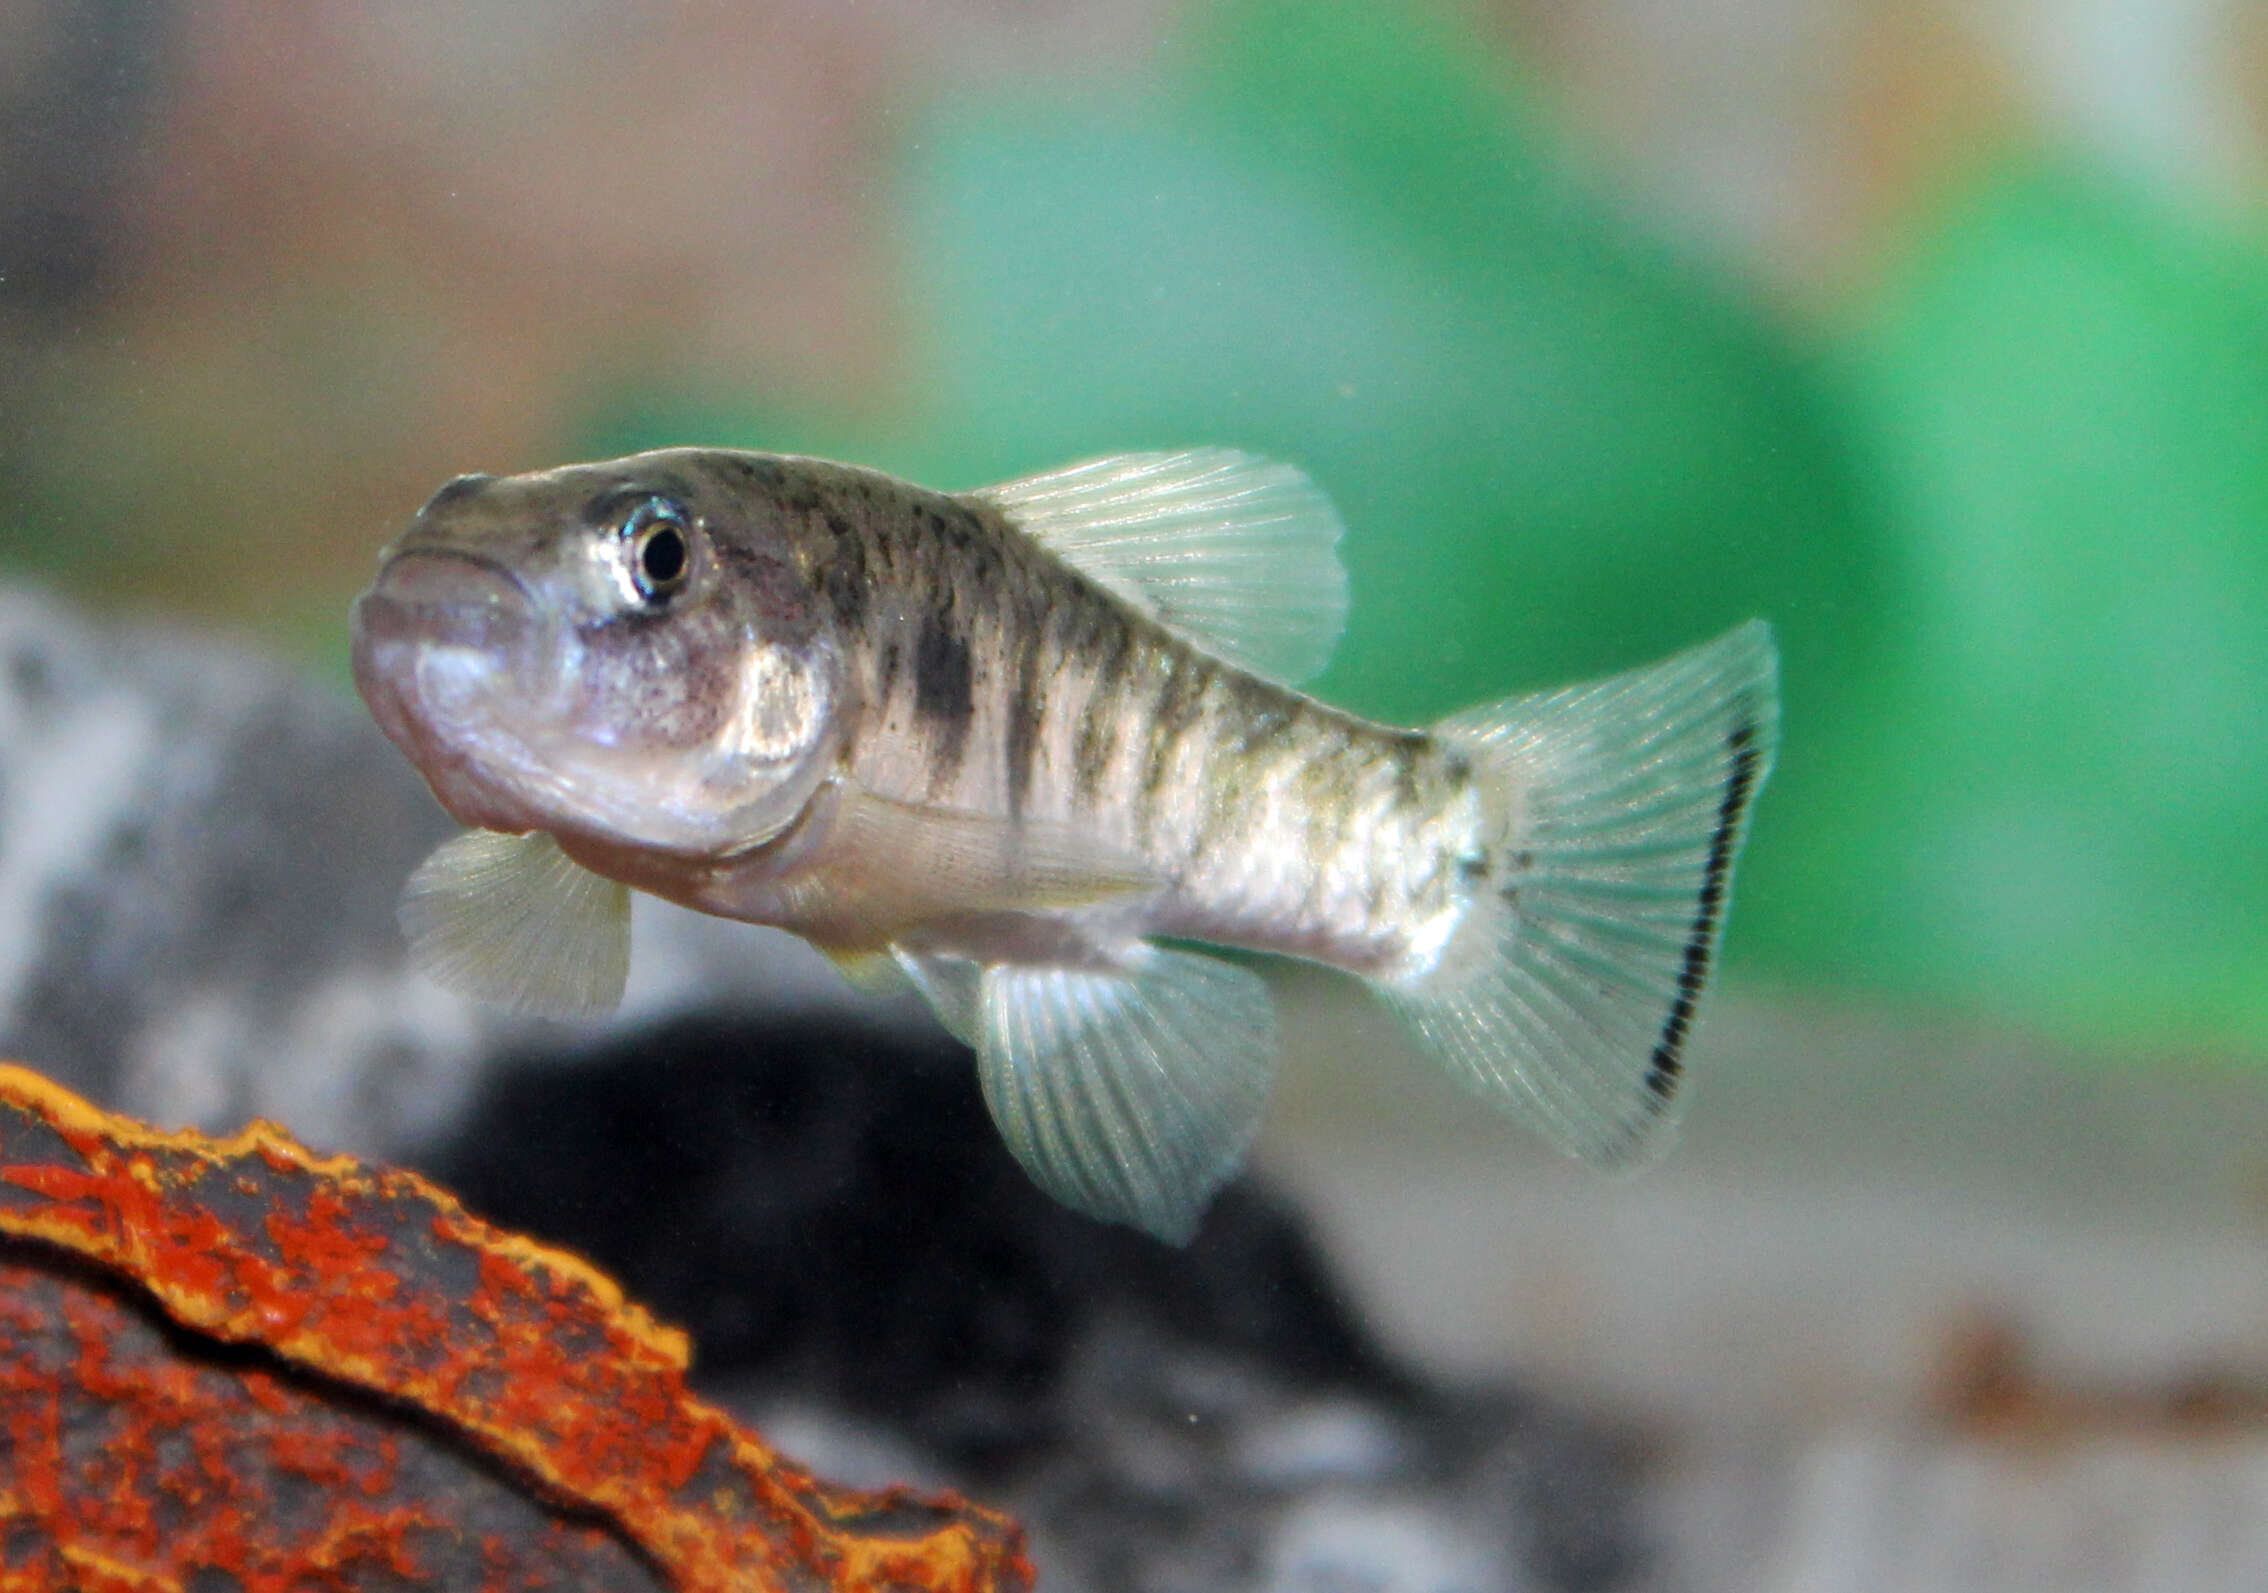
[2,0,2264,1059]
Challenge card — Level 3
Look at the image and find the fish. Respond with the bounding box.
[351,447,1778,1243]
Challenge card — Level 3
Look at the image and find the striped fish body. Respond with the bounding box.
[352,447,1779,1243]
[723,471,1473,981]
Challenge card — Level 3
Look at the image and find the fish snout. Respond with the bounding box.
[352,548,534,655]
[351,546,553,749]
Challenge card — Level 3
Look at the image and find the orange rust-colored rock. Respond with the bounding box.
[0,1063,1032,1593]
[0,1254,656,1589]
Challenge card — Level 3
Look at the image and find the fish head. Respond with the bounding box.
[352,451,842,856]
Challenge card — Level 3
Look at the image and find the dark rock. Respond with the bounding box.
[430,1014,1398,1468]
[430,1015,1653,1592]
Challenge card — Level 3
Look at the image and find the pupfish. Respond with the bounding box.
[351,448,1777,1242]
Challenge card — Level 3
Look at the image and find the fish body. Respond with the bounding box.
[353,447,1778,1241]
[596,486,1464,980]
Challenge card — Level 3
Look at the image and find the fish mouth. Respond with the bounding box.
[352,546,534,654]
[351,545,551,796]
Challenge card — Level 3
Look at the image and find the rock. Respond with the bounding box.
[0,1062,1030,1593]
[0,586,1651,1590]
[0,585,893,1157]
[433,1018,1652,1593]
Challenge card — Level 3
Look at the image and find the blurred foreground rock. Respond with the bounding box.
[0,1062,1028,1592]
[0,588,1651,1589]
[434,1017,1646,1593]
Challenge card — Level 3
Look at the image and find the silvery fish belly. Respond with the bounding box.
[351,446,1779,1243]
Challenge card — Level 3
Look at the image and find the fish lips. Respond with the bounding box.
[353,547,534,655]
[352,549,553,793]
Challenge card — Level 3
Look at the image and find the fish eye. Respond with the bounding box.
[620,497,693,605]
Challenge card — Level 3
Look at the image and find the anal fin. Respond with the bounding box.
[899,944,1278,1244]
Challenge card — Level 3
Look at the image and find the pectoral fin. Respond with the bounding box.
[398,829,631,1018]
[898,944,1278,1244]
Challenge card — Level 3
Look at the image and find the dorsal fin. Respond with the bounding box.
[973,449,1349,686]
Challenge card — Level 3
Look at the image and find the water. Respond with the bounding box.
[3,3,2266,1587]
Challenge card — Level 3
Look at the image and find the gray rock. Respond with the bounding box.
[0,583,902,1155]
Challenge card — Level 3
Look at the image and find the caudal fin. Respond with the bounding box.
[1382,621,1778,1167]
